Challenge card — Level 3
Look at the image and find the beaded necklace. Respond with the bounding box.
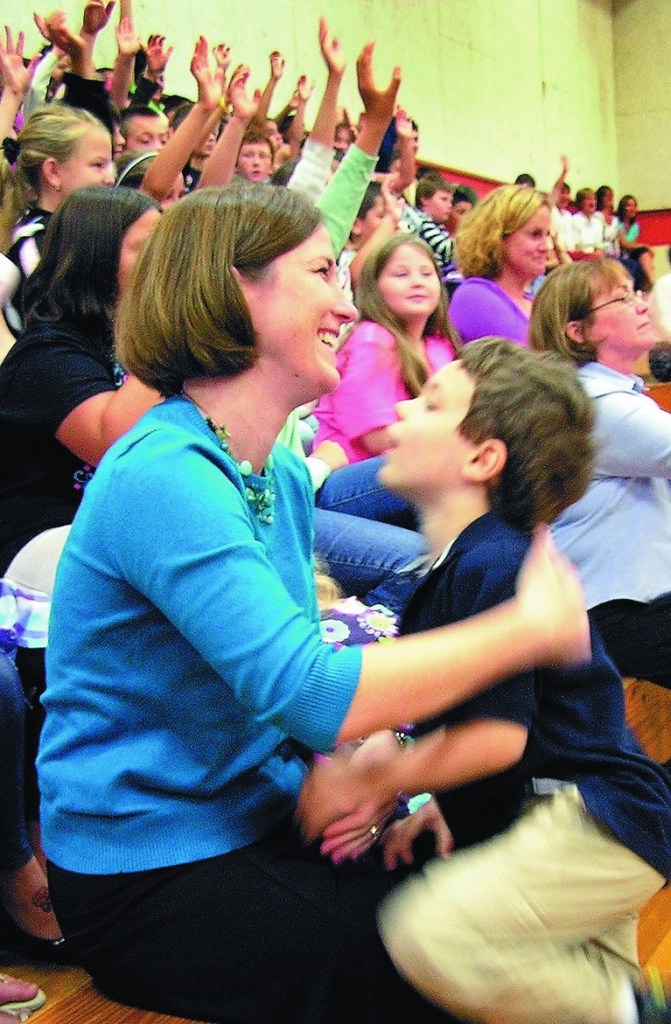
[182,391,276,524]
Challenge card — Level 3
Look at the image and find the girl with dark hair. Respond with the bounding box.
[0,187,160,959]
[614,193,654,292]
[314,234,459,463]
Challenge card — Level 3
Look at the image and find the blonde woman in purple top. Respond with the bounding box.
[450,184,551,345]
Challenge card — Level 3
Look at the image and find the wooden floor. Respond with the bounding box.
[5,889,671,1024]
[3,678,671,1022]
[0,957,206,1024]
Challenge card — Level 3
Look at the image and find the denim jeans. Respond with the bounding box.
[314,457,425,615]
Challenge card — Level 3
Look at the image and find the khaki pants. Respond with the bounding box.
[379,786,665,1024]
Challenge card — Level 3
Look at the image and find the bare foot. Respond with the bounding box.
[0,857,62,941]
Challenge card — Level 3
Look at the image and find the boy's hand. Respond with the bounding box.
[144,33,173,81]
[381,797,453,870]
[516,526,590,666]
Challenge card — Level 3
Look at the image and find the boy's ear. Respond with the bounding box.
[462,438,507,484]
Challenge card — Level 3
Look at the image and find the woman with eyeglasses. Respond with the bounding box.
[529,257,671,686]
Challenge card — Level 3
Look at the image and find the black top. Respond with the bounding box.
[0,321,119,571]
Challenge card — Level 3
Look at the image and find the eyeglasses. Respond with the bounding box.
[587,290,644,315]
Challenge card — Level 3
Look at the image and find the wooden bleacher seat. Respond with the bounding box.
[624,676,671,763]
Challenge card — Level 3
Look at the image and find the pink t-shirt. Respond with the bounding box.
[314,321,457,464]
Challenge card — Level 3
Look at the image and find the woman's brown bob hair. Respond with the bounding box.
[116,184,322,395]
[529,257,631,365]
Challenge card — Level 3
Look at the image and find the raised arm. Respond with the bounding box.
[196,64,260,190]
[282,74,312,157]
[141,35,224,204]
[306,17,344,150]
[386,107,417,195]
[0,27,39,141]
[108,11,142,110]
[348,177,403,286]
[79,0,116,79]
[316,39,400,255]
[549,154,570,208]
[253,48,284,126]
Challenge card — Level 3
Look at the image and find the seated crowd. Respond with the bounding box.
[0,4,670,1024]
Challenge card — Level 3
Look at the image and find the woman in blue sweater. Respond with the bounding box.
[37,183,589,1024]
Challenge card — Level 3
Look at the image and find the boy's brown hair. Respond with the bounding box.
[458,338,594,530]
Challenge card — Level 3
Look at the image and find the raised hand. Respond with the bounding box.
[33,9,84,62]
[228,63,261,122]
[212,42,231,73]
[115,15,141,58]
[394,106,413,140]
[81,0,115,38]
[318,17,345,77]
[0,26,39,99]
[269,49,284,81]
[356,41,400,127]
[295,73,313,104]
[144,33,173,81]
[189,34,224,110]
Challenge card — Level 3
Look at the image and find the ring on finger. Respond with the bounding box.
[369,824,379,839]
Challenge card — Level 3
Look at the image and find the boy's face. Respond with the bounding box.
[420,188,453,226]
[380,362,478,505]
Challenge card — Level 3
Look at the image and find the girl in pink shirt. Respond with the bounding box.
[315,235,460,463]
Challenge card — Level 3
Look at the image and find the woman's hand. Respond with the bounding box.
[516,525,590,666]
[381,797,453,870]
[296,730,401,854]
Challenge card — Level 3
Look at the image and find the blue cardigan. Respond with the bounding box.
[38,396,362,874]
